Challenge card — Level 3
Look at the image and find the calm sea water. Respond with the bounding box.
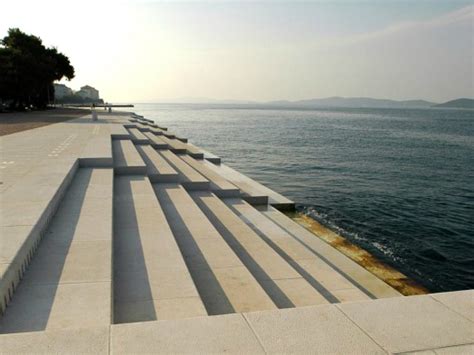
[134,103,474,292]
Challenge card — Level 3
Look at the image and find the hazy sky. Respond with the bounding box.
[1,1,472,103]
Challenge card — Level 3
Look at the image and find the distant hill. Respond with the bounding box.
[267,97,436,108]
[433,98,474,109]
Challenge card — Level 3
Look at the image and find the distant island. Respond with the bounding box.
[156,97,473,109]
[433,98,474,109]
[266,97,436,109]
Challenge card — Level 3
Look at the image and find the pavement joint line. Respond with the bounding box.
[429,294,474,324]
[242,312,269,354]
[334,303,391,354]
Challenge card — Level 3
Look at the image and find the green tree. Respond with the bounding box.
[0,28,75,110]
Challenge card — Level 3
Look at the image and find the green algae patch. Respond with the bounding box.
[290,212,428,296]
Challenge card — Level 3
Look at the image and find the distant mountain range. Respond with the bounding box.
[266,97,436,109]
[433,98,474,109]
[154,96,473,109]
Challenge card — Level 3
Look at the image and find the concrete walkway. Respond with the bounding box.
[0,111,472,353]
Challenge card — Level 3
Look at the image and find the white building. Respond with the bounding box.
[76,85,100,100]
[53,84,73,99]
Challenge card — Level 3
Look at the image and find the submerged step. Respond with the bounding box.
[0,168,114,334]
[226,199,372,303]
[114,175,206,322]
[112,140,147,175]
[260,206,402,299]
[158,150,209,190]
[136,145,179,183]
[153,183,276,315]
[180,155,240,197]
[191,191,329,308]
[126,128,150,145]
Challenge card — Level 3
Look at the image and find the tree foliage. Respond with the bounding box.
[0,28,75,110]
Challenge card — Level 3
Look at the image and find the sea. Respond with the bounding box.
[133,103,474,292]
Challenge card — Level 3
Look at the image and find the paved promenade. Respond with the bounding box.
[0,111,472,353]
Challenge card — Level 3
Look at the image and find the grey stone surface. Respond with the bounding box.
[113,175,206,322]
[111,313,265,354]
[431,290,474,322]
[112,139,147,174]
[135,145,179,182]
[244,304,386,354]
[339,295,474,353]
[262,205,402,298]
[182,156,240,197]
[0,326,109,354]
[154,183,276,314]
[158,150,210,190]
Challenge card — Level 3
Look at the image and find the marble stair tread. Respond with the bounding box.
[180,155,239,197]
[0,168,114,334]
[226,198,372,303]
[153,183,277,315]
[112,140,147,175]
[191,191,330,308]
[114,175,206,322]
[136,145,179,183]
[157,150,209,190]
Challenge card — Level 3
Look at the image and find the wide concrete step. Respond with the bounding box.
[113,175,206,323]
[226,199,372,303]
[126,128,149,144]
[135,145,179,183]
[204,161,295,210]
[110,124,130,140]
[180,155,240,197]
[260,206,402,299]
[79,124,113,168]
[112,140,147,175]
[159,136,187,153]
[143,132,168,149]
[158,150,209,190]
[0,168,114,334]
[0,159,79,315]
[191,191,329,308]
[153,183,277,315]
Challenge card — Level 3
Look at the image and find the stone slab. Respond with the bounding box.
[431,290,474,322]
[111,313,265,354]
[0,326,109,354]
[244,304,386,354]
[135,145,179,182]
[112,139,146,175]
[338,295,474,353]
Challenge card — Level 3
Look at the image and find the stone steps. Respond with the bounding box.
[203,161,294,210]
[0,168,114,334]
[126,128,149,145]
[158,136,187,153]
[260,206,402,299]
[226,198,372,303]
[153,183,277,315]
[158,150,209,190]
[113,175,206,323]
[135,145,179,183]
[191,191,329,308]
[142,132,168,149]
[179,155,240,197]
[112,140,147,175]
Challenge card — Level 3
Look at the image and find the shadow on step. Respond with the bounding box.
[0,169,91,334]
[113,175,157,323]
[155,184,235,315]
